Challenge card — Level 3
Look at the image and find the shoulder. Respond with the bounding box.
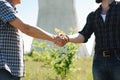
[87,11,95,19]
[114,1,120,10]
[0,0,5,5]
[0,0,7,4]
[116,1,120,4]
[0,0,17,23]
[0,0,15,13]
[115,1,120,6]
[0,0,12,8]
[88,12,95,16]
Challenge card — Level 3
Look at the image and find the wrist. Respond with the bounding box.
[51,34,55,42]
[65,35,69,42]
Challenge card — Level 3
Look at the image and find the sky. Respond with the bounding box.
[16,0,38,52]
[16,0,120,54]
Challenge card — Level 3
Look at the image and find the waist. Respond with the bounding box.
[95,49,120,57]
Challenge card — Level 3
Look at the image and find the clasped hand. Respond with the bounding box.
[54,34,69,47]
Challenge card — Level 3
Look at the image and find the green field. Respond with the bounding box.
[22,57,93,80]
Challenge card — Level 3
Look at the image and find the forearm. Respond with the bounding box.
[9,18,55,42]
[68,33,85,43]
[22,24,55,42]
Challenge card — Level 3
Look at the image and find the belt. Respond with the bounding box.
[96,49,120,57]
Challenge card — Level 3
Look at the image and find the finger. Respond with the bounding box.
[54,41,64,47]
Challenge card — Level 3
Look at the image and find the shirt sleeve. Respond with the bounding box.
[0,0,17,23]
[78,12,94,43]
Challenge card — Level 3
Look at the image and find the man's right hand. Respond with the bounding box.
[54,34,69,47]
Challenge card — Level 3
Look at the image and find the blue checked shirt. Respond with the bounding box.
[0,0,24,77]
[79,1,120,52]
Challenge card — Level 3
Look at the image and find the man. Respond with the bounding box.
[0,0,67,80]
[56,0,120,80]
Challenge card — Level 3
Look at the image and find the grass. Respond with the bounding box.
[22,57,93,80]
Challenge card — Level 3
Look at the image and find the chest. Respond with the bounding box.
[93,10,120,29]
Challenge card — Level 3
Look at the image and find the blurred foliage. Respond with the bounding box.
[25,28,81,80]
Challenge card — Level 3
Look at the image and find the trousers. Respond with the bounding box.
[92,50,120,80]
[0,69,21,80]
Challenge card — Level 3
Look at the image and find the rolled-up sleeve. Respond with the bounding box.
[0,1,17,23]
[78,12,94,43]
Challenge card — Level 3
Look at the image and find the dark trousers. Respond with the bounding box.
[93,51,120,80]
[0,69,21,80]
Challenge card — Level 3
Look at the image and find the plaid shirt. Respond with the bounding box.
[79,1,120,52]
[0,0,24,77]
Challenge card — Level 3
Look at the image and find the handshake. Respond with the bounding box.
[53,34,70,47]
